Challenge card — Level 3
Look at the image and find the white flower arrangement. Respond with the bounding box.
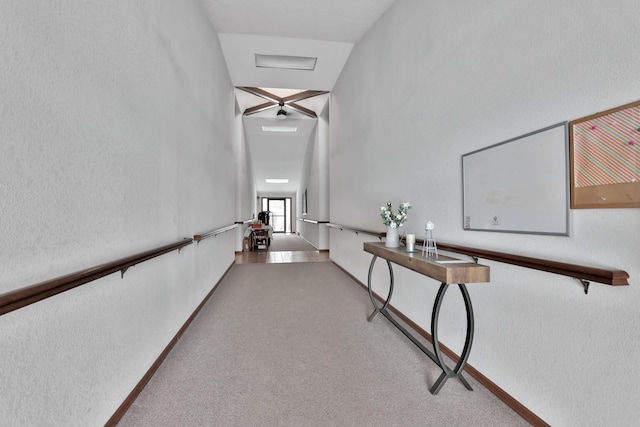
[380,202,411,229]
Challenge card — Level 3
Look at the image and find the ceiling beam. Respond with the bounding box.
[237,87,281,104]
[282,90,328,104]
[287,102,317,118]
[237,86,327,118]
[244,101,279,116]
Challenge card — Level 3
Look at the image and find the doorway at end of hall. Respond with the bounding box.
[261,197,291,233]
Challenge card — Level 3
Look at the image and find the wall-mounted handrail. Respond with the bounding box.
[0,238,193,317]
[297,218,329,224]
[193,224,238,243]
[235,218,254,225]
[329,223,629,288]
[432,240,629,287]
[327,222,384,239]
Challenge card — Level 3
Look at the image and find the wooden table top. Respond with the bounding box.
[364,242,490,284]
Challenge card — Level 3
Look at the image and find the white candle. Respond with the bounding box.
[406,234,415,251]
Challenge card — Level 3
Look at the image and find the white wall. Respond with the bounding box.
[298,107,330,249]
[234,96,257,250]
[317,105,330,250]
[330,1,640,425]
[0,2,235,425]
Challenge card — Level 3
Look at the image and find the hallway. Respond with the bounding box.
[236,233,331,265]
[116,240,528,426]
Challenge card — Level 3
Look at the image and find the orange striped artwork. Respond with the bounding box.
[572,105,640,188]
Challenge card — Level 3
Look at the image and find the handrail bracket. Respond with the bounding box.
[579,279,590,295]
[120,267,129,279]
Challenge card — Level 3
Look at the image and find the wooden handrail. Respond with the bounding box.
[193,224,238,242]
[327,223,384,239]
[329,223,629,288]
[431,240,629,287]
[297,218,329,224]
[0,238,193,316]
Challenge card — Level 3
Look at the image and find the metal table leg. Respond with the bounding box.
[366,255,476,395]
[367,255,394,322]
[429,283,474,394]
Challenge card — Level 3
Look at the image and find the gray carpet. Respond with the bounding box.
[268,234,318,251]
[117,263,529,426]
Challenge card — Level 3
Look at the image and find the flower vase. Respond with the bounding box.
[385,226,400,248]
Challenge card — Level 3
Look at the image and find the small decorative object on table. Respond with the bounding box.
[380,202,411,248]
[422,221,438,257]
[405,234,416,252]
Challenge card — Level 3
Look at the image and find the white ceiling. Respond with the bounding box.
[219,34,354,91]
[200,0,397,193]
[200,0,396,43]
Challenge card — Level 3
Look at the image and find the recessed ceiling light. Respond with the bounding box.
[255,54,317,71]
[265,179,289,184]
[262,126,297,133]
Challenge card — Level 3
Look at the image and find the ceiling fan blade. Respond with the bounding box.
[236,87,282,104]
[282,90,329,104]
[287,102,317,118]
[244,101,279,116]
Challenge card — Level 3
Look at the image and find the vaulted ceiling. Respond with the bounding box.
[199,0,397,192]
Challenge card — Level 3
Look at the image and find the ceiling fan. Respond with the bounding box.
[237,87,329,119]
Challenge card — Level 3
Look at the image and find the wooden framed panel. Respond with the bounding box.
[569,100,640,209]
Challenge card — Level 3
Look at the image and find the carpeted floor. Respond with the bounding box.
[268,233,318,251]
[117,263,529,427]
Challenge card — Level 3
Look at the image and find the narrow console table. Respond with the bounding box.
[364,242,490,395]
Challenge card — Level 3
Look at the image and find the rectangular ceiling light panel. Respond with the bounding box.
[262,126,298,133]
[255,54,317,71]
[266,179,289,184]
